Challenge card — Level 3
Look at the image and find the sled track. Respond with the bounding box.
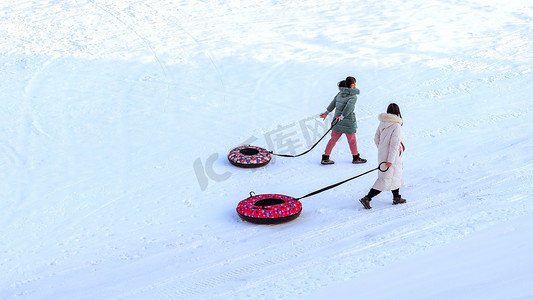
[121,176,532,299]
[120,195,458,299]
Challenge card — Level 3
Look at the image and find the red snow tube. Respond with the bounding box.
[227,145,271,168]
[236,194,302,224]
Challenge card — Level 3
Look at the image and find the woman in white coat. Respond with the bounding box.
[360,103,406,209]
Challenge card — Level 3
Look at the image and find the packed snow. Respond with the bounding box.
[1,0,532,299]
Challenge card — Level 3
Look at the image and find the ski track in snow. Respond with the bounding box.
[1,0,533,299]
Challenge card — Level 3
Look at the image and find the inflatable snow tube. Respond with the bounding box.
[227,145,271,168]
[236,194,302,224]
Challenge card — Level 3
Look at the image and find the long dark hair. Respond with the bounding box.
[338,76,356,88]
[387,103,402,119]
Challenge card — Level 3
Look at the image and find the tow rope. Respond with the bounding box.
[293,162,389,200]
[269,119,338,158]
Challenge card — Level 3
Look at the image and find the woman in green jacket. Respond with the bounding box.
[319,76,367,165]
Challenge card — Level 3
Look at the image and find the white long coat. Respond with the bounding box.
[372,113,404,191]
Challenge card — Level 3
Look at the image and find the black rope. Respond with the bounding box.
[294,162,390,200]
[269,119,338,158]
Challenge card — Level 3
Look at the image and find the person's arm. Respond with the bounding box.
[320,96,337,119]
[340,97,356,120]
[387,125,402,165]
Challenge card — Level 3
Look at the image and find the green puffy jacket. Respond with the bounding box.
[326,87,360,134]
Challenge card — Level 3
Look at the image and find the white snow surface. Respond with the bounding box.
[1,0,533,299]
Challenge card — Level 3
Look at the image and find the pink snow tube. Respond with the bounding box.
[227,145,272,168]
[236,193,302,224]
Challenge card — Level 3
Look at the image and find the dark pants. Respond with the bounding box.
[366,188,400,199]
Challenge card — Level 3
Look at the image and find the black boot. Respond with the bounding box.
[393,195,406,205]
[321,155,335,165]
[359,196,372,209]
[352,154,367,164]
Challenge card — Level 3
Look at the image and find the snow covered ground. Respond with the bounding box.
[1,0,532,299]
